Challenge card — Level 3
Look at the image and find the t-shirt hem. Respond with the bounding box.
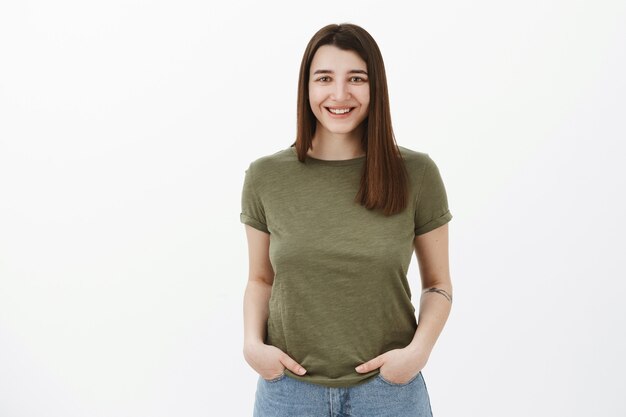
[283,369,379,388]
[414,210,453,236]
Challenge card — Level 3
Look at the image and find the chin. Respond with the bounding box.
[329,122,365,133]
[324,127,359,135]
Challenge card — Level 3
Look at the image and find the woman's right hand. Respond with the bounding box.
[243,342,307,380]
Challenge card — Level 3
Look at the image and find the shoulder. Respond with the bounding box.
[245,147,296,171]
[397,145,435,173]
[397,145,448,197]
[245,146,296,179]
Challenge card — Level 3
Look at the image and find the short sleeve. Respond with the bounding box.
[240,162,270,234]
[414,155,453,236]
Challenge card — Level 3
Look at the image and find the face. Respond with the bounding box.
[308,44,370,138]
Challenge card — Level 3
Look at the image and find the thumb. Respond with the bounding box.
[355,355,384,373]
[280,354,307,375]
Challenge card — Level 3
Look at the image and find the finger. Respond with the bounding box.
[280,354,307,375]
[355,355,384,373]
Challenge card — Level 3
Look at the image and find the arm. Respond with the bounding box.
[242,225,274,349]
[242,225,307,379]
[406,222,453,358]
[355,222,452,381]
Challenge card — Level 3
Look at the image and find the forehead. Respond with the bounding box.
[310,45,367,73]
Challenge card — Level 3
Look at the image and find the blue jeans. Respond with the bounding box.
[253,371,433,417]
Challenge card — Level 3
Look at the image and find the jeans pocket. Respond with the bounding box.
[262,372,286,383]
[376,371,420,387]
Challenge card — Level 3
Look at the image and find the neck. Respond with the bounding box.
[308,123,365,160]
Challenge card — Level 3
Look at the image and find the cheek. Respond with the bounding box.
[359,92,370,118]
[359,97,370,114]
[308,92,326,119]
[308,96,320,114]
[362,89,370,106]
[354,87,370,108]
[308,88,323,106]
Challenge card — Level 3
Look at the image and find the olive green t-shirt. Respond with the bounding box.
[240,145,452,388]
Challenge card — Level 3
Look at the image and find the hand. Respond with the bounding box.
[354,346,429,385]
[243,341,307,381]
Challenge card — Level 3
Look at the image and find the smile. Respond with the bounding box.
[325,107,355,115]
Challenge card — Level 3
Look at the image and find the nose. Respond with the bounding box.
[331,79,350,101]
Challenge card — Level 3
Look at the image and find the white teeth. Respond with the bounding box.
[328,108,352,114]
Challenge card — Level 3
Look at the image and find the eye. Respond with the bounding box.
[350,76,367,83]
[316,76,331,82]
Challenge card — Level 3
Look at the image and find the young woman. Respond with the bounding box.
[240,23,453,417]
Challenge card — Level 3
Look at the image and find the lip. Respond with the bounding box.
[325,106,355,118]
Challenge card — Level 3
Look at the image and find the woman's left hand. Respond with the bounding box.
[354,346,429,384]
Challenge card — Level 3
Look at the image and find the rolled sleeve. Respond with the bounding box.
[414,155,453,236]
[240,162,270,234]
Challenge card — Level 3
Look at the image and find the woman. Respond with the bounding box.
[240,23,453,417]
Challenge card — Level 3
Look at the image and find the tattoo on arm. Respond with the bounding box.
[423,287,453,303]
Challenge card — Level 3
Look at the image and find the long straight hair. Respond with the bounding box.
[291,23,409,216]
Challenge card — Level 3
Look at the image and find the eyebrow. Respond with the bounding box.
[312,69,368,75]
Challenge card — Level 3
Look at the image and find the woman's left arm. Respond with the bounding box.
[355,222,452,381]
[407,222,453,359]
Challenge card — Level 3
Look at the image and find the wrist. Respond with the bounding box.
[244,338,265,351]
[406,340,433,359]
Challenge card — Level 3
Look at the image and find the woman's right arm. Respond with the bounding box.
[242,225,307,379]
[242,225,273,348]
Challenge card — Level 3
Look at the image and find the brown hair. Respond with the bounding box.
[291,23,409,216]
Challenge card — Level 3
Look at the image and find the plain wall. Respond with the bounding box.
[1,1,625,416]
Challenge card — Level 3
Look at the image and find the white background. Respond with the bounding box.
[1,1,625,416]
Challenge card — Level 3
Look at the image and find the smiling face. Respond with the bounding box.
[308,44,370,140]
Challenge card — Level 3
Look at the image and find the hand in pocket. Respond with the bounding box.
[355,347,427,385]
[244,342,307,381]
